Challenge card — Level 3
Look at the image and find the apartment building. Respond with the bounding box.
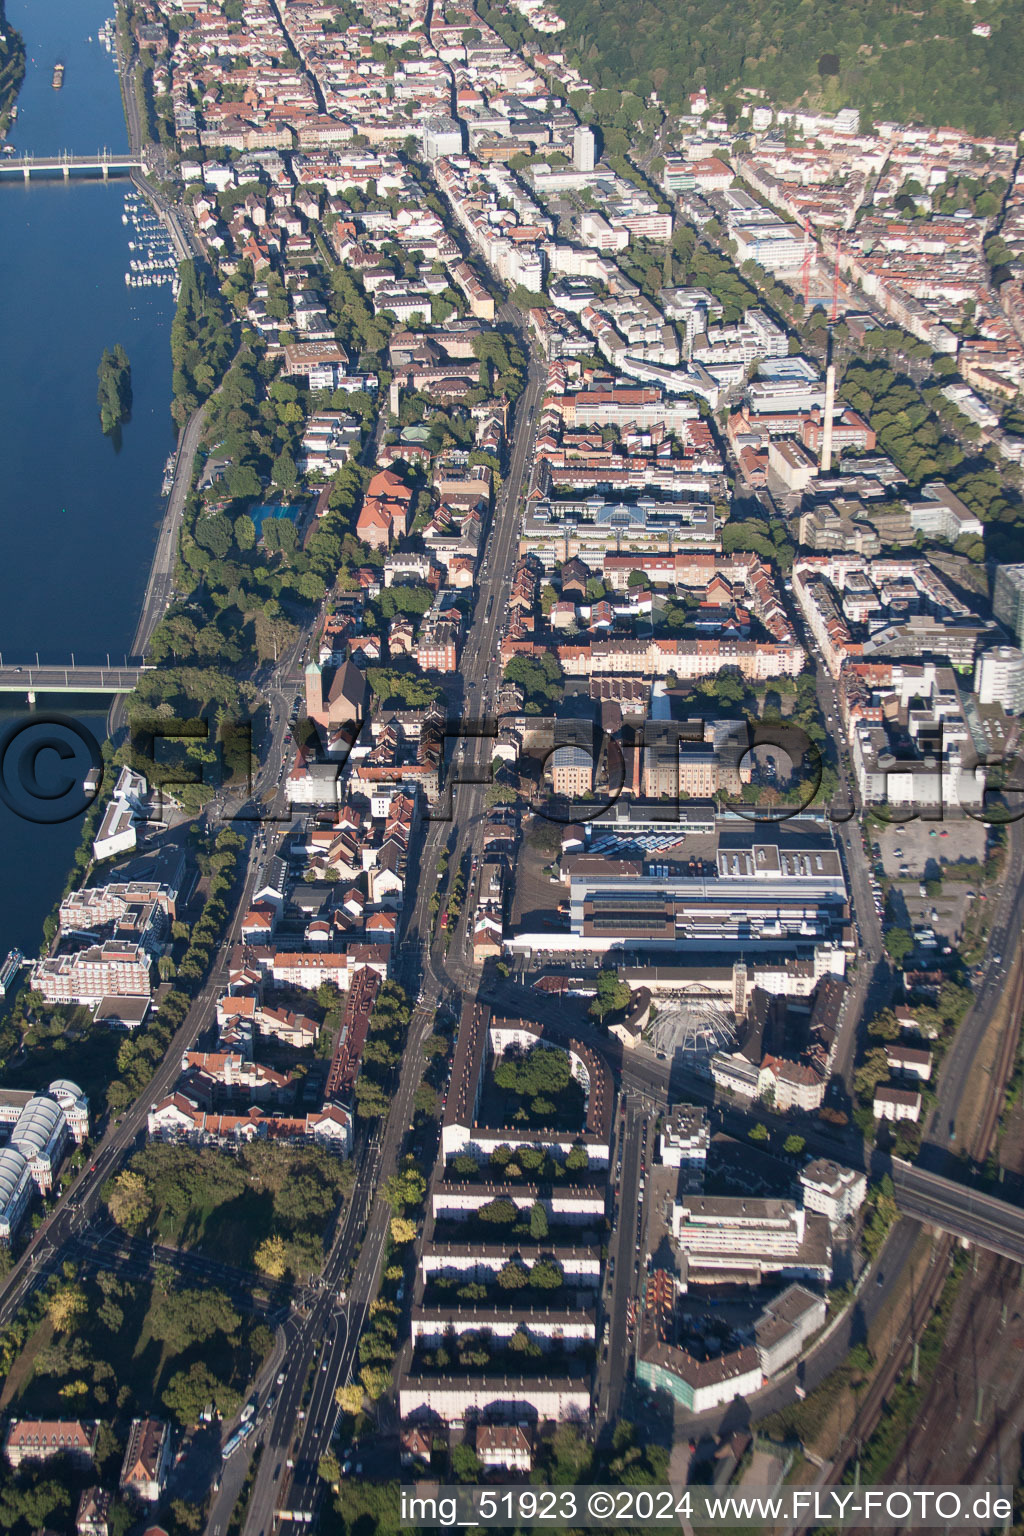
[671,1196,832,1285]
[120,1419,172,1504]
[798,1159,867,1229]
[32,943,153,1006]
[5,1419,99,1469]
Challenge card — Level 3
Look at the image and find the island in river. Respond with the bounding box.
[97,343,132,434]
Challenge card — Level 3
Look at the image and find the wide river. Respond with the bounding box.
[0,0,175,956]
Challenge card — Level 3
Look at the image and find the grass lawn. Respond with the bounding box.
[154,1186,275,1270]
[0,1315,55,1411]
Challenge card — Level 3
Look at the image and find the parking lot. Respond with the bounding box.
[871,817,987,945]
[510,819,566,931]
[873,817,986,878]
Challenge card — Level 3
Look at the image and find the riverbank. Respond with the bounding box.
[0,1,26,136]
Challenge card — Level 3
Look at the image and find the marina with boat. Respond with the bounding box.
[122,189,179,293]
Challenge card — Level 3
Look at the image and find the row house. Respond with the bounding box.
[147,1096,353,1156]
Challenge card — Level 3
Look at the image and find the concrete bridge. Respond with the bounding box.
[0,661,143,701]
[892,1159,1024,1264]
[0,151,144,181]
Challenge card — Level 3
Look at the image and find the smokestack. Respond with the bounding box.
[821,362,836,474]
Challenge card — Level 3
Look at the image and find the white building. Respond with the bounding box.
[798,1159,866,1229]
[659,1106,709,1181]
[885,1043,933,1082]
[873,1085,921,1122]
[93,766,150,862]
[6,1094,69,1194]
[572,125,596,174]
[411,1307,595,1349]
[754,1284,827,1376]
[399,1376,590,1425]
[906,483,984,544]
[975,646,1024,714]
[475,1423,533,1471]
[422,116,465,162]
[671,1196,831,1284]
[120,1419,172,1505]
[637,1342,762,1413]
[432,1184,605,1224]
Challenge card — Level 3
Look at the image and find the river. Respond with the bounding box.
[0,0,175,957]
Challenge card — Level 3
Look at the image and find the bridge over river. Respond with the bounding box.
[0,150,144,180]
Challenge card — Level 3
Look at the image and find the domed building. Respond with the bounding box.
[0,1146,33,1244]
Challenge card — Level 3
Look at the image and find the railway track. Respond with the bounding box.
[789,919,1024,1530]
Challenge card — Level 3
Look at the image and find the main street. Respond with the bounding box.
[229,324,549,1535]
[597,1097,645,1423]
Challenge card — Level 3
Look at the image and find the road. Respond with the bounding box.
[922,818,1024,1151]
[229,314,549,1535]
[597,1097,644,1423]
[129,405,206,659]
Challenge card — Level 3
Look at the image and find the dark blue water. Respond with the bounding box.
[0,0,175,956]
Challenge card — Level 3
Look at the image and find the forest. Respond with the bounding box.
[554,0,1024,138]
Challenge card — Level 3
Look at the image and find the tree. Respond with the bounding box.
[390,1216,416,1244]
[494,1045,571,1100]
[496,1260,530,1290]
[885,927,914,965]
[589,968,631,1021]
[163,1362,239,1426]
[318,1452,341,1485]
[106,1169,152,1232]
[749,1122,769,1144]
[867,1008,901,1042]
[451,1443,482,1482]
[170,1502,204,1534]
[227,464,261,501]
[336,1383,364,1414]
[383,1166,426,1213]
[234,513,256,550]
[47,1285,86,1334]
[783,1134,805,1157]
[149,1286,241,1353]
[171,259,233,424]
[97,343,132,434]
[359,1364,390,1400]
[414,1082,438,1117]
[531,1259,563,1290]
[508,1325,541,1357]
[0,1478,70,1535]
[529,1200,549,1239]
[477,1198,518,1226]
[254,1235,288,1278]
[272,449,298,491]
[854,1047,892,1102]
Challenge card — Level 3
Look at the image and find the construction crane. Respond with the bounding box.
[801,217,812,308]
[831,237,843,323]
